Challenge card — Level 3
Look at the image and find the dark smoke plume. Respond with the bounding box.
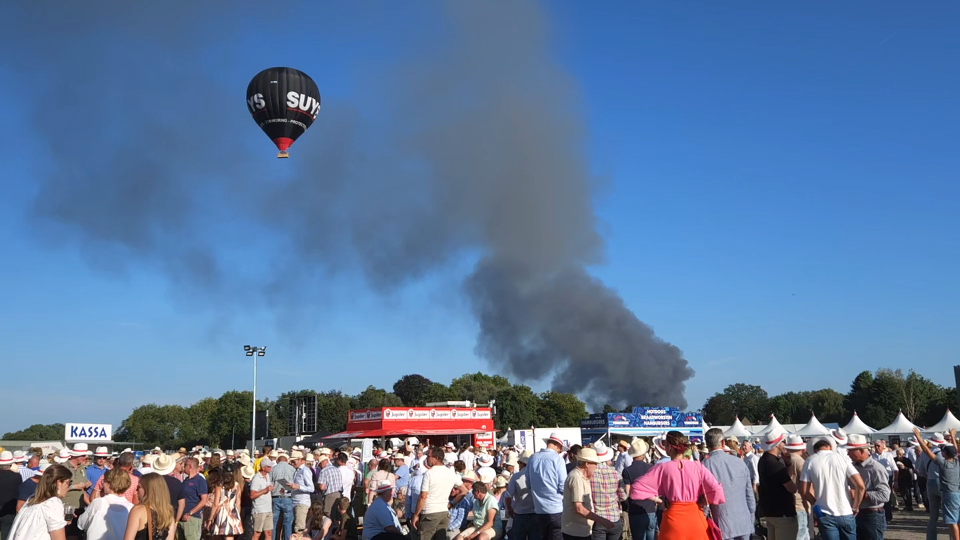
[1,0,694,408]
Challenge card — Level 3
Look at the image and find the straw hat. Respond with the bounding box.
[373,480,394,493]
[94,447,110,457]
[518,450,534,464]
[627,439,649,458]
[69,443,93,457]
[478,454,494,467]
[784,435,805,451]
[542,432,567,449]
[241,465,255,479]
[493,476,508,488]
[289,450,304,460]
[592,442,614,462]
[0,452,13,465]
[846,434,870,450]
[831,428,848,449]
[54,448,71,464]
[141,454,157,465]
[461,471,478,483]
[575,448,600,464]
[152,453,176,476]
[760,432,785,452]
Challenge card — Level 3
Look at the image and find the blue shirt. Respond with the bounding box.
[179,474,209,516]
[292,464,315,506]
[448,495,473,531]
[404,473,424,519]
[18,477,39,503]
[85,465,106,496]
[525,449,567,515]
[362,497,400,540]
[394,465,409,489]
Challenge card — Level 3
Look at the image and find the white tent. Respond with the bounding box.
[793,413,832,437]
[876,411,917,434]
[924,409,960,433]
[841,412,877,435]
[756,414,788,437]
[722,417,752,438]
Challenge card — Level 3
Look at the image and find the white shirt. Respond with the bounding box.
[459,451,476,471]
[743,452,760,485]
[421,465,463,514]
[8,497,67,540]
[444,452,459,465]
[338,465,356,501]
[78,494,133,540]
[871,449,896,477]
[800,450,861,517]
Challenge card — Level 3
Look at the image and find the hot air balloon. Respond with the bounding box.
[246,67,321,158]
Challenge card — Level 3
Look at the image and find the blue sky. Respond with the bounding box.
[1,1,958,435]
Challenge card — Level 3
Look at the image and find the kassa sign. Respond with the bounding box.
[65,423,112,442]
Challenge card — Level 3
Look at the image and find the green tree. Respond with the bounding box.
[420,383,456,404]
[317,391,353,433]
[116,404,189,447]
[449,373,511,405]
[807,389,846,424]
[601,404,617,414]
[702,394,737,426]
[2,424,65,441]
[536,391,587,427]
[494,384,539,431]
[214,391,257,448]
[352,386,403,409]
[702,384,768,425]
[767,392,811,424]
[392,375,435,406]
[180,398,218,446]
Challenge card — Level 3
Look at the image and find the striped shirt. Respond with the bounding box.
[589,462,625,522]
[319,463,343,496]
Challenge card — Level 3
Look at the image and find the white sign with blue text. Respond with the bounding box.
[64,423,112,442]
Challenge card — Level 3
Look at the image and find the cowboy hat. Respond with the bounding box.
[760,432,786,452]
[94,447,110,457]
[241,464,255,479]
[542,432,567,449]
[152,453,177,476]
[628,439,650,458]
[576,448,601,464]
[784,435,805,451]
[845,434,870,450]
[592,442,614,462]
[70,443,93,457]
[518,450,534,463]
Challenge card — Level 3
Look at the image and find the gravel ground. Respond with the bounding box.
[872,507,950,539]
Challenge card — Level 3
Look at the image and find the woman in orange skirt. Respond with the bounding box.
[628,431,725,540]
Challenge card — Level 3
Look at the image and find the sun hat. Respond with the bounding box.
[289,450,304,460]
[319,447,332,456]
[461,471,478,483]
[628,439,650,458]
[94,446,110,457]
[478,454,494,467]
[931,433,947,446]
[54,448,71,463]
[907,436,919,447]
[39,461,51,472]
[760,432,786,452]
[0,452,14,465]
[784,435,805,451]
[494,476,508,488]
[374,480,394,493]
[518,450,534,463]
[70,443,93,457]
[226,450,235,456]
[846,434,870,450]
[445,442,456,449]
[592,442,614,462]
[141,454,157,465]
[305,454,315,463]
[831,428,848,448]
[575,448,601,464]
[152,453,177,475]
[269,450,279,458]
[542,432,566,449]
[241,465,255,479]
[652,434,668,456]
[237,454,252,466]
[617,439,630,449]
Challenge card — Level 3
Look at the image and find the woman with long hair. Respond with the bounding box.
[628,431,725,540]
[203,468,222,536]
[8,465,73,540]
[121,473,175,540]
[365,461,395,506]
[210,464,243,540]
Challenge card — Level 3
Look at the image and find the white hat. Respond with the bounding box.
[141,454,157,465]
[319,447,332,456]
[592,442,614,462]
[907,436,919,447]
[0,451,13,465]
[518,450,534,464]
[153,446,161,453]
[70,443,93,457]
[784,435,805,451]
[461,471,478,482]
[241,465,255,479]
[373,479,394,493]
[931,433,947,445]
[123,448,133,454]
[542,432,566,449]
[652,433,668,456]
[152,453,177,476]
[289,450,304,459]
[846,434,870,450]
[575,448,600,464]
[94,446,110,457]
[269,450,279,458]
[226,450,235,456]
[305,454,315,463]
[39,461,51,472]
[478,454,494,467]
[12,451,27,463]
[831,428,848,448]
[259,458,275,468]
[760,432,785,452]
[445,442,456,449]
[628,439,649,458]
[54,448,71,463]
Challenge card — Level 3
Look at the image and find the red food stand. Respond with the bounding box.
[325,406,496,447]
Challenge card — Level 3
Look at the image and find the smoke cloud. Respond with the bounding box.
[2,0,693,408]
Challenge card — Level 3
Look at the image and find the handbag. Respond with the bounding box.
[699,464,723,540]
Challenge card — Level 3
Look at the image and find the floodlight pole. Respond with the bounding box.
[245,345,267,455]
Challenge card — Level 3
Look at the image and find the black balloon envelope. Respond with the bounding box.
[246,67,321,158]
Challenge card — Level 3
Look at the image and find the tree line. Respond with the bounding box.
[3,373,591,450]
[702,368,958,429]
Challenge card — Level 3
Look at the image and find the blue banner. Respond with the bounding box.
[580,408,703,430]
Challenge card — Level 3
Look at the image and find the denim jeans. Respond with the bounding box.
[590,519,622,540]
[928,483,942,540]
[854,511,886,540]
[511,513,539,540]
[273,497,294,540]
[627,512,656,540]
[796,510,811,540]
[537,513,562,540]
[817,514,856,540]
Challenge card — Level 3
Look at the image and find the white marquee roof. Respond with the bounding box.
[876,411,918,434]
[793,413,832,436]
[722,417,752,438]
[924,409,960,433]
[841,412,877,435]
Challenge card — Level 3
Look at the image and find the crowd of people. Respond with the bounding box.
[0,426,956,540]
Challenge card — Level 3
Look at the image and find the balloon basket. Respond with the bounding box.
[277,152,289,159]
